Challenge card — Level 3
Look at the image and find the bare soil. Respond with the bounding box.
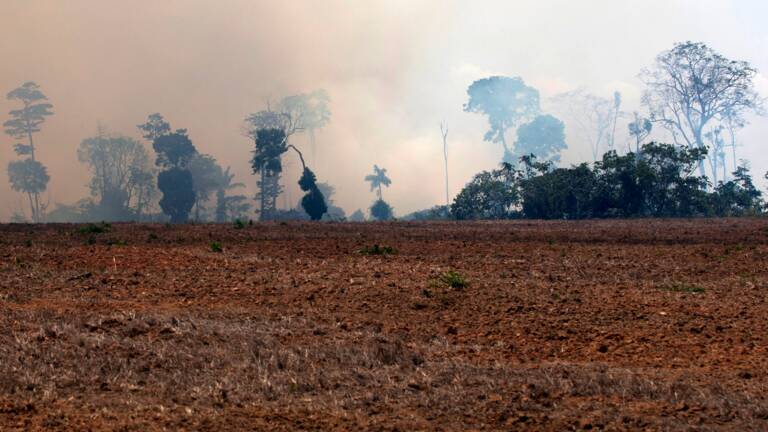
[1,219,768,431]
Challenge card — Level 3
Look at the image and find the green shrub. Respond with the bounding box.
[439,271,468,289]
[210,241,223,253]
[359,244,395,255]
[78,222,111,234]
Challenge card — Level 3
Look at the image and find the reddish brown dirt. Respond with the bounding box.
[1,219,768,431]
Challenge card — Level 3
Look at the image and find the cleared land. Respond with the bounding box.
[1,219,768,431]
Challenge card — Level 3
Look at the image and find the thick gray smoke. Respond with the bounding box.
[1,1,766,221]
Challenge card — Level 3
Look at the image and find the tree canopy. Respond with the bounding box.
[153,132,197,169]
[77,134,155,220]
[513,114,567,164]
[464,76,540,162]
[365,165,391,200]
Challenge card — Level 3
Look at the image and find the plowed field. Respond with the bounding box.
[1,219,767,430]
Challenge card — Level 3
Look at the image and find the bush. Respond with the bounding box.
[210,241,223,253]
[438,271,468,289]
[78,222,111,234]
[370,199,394,221]
[402,205,451,221]
[359,244,395,255]
[158,168,196,223]
[451,163,519,220]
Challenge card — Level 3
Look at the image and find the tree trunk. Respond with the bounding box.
[693,129,707,179]
[441,123,449,206]
[33,192,41,222]
[259,165,265,220]
[309,128,317,168]
[27,192,35,223]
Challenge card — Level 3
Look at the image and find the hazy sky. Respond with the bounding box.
[1,0,767,220]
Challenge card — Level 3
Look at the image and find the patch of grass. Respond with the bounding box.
[358,244,395,255]
[106,239,127,246]
[233,219,246,229]
[210,241,223,253]
[78,223,111,234]
[438,271,469,289]
[661,283,705,294]
[147,233,159,241]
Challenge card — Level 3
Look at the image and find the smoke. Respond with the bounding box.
[1,0,766,221]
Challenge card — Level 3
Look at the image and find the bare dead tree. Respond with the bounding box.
[640,41,763,178]
[551,88,612,162]
[440,121,449,206]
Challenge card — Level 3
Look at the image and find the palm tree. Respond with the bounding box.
[215,166,247,222]
[364,165,391,200]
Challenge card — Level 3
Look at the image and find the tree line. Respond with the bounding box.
[447,143,763,221]
[3,41,766,223]
[3,85,394,223]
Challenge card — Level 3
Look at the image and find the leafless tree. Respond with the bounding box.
[640,41,764,178]
[551,88,618,162]
[440,122,449,206]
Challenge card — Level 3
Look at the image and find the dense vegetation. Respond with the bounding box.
[452,143,763,220]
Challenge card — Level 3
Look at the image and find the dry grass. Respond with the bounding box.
[2,308,767,430]
[2,219,768,430]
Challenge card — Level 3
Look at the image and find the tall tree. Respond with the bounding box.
[4,82,53,161]
[153,131,197,223]
[640,41,763,177]
[214,167,249,222]
[365,165,391,200]
[512,114,567,165]
[188,153,225,221]
[77,132,155,220]
[7,160,49,221]
[250,128,288,219]
[245,93,331,219]
[245,109,296,220]
[4,82,54,221]
[464,76,540,163]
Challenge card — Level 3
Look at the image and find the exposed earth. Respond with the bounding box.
[1,219,767,430]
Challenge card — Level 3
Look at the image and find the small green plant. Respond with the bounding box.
[147,233,159,241]
[210,241,223,253]
[78,222,111,234]
[358,244,395,255]
[233,219,246,229]
[106,239,127,246]
[662,283,705,294]
[438,271,468,289]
